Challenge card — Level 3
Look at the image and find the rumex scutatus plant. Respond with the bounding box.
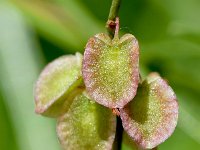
[34,1,178,149]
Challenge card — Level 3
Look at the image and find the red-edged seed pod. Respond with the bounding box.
[82,32,139,108]
[34,53,83,117]
[120,73,178,149]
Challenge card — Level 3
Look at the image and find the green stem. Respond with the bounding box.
[108,0,122,21]
[106,0,122,37]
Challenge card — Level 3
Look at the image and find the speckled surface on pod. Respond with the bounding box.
[34,53,83,117]
[56,91,116,150]
[82,33,139,108]
[120,72,178,149]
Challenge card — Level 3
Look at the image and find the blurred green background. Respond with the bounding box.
[0,0,200,150]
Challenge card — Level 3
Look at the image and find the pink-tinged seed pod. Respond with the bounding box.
[34,53,83,117]
[82,32,139,108]
[57,91,116,150]
[120,72,178,149]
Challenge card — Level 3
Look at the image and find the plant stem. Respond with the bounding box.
[106,0,122,37]
[108,0,122,21]
[113,116,123,150]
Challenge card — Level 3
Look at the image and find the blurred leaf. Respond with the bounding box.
[141,38,200,92]
[158,0,200,36]
[0,91,19,150]
[159,126,200,150]
[81,0,110,22]
[12,0,104,52]
[0,3,60,150]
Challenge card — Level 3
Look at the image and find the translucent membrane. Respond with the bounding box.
[82,33,139,108]
[57,91,116,150]
[120,73,178,149]
[34,53,83,117]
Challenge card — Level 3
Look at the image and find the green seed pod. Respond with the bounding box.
[57,91,116,150]
[34,53,83,117]
[120,73,178,149]
[82,20,139,108]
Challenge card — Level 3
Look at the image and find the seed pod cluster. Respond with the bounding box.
[34,53,116,150]
[34,18,178,150]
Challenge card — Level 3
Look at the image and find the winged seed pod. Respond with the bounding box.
[82,18,139,108]
[34,53,83,117]
[120,73,178,149]
[57,91,116,150]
